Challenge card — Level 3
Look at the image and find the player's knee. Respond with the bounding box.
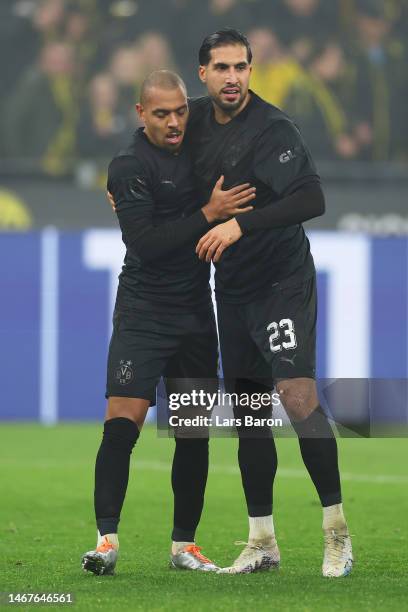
[279,394,314,421]
[106,396,150,428]
[276,379,318,422]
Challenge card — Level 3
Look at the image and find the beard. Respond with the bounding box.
[211,89,247,114]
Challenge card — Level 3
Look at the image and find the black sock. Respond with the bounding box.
[94,417,139,535]
[234,379,278,517]
[171,437,209,542]
[238,435,277,516]
[291,406,341,507]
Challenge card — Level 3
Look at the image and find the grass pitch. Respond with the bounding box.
[1,424,407,611]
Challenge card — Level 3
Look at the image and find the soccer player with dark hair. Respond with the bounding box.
[81,69,256,576]
[189,28,353,577]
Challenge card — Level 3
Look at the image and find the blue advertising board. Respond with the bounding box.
[0,231,406,422]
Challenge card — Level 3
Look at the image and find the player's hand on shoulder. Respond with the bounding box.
[196,218,243,262]
[107,190,116,212]
[202,175,255,222]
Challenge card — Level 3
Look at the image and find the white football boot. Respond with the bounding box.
[219,537,280,574]
[170,544,219,572]
[82,536,118,576]
[322,527,353,577]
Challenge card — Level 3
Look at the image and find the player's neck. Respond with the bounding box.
[213,91,251,125]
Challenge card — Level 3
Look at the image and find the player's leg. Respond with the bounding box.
[165,307,219,571]
[276,377,353,577]
[218,378,280,574]
[96,397,151,534]
[216,301,280,574]
[276,377,341,507]
[82,310,175,575]
[82,397,149,575]
[169,433,217,570]
[248,275,352,577]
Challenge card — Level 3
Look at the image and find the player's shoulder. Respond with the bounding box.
[108,132,150,181]
[250,93,305,147]
[252,93,297,133]
[188,96,212,111]
[187,96,212,124]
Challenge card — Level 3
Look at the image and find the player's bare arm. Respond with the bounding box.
[201,175,255,222]
[196,218,242,262]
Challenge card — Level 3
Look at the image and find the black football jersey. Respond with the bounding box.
[187,92,319,303]
[108,128,211,312]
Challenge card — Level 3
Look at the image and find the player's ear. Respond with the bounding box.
[135,103,144,121]
[198,65,206,84]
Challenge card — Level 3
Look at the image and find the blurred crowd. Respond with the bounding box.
[0,0,407,180]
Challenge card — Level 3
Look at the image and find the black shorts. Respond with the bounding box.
[217,275,317,385]
[106,305,218,403]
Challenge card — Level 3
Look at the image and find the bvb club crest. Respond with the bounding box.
[115,360,134,385]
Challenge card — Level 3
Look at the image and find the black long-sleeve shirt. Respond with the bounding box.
[107,128,212,312]
[187,92,321,303]
[236,182,325,233]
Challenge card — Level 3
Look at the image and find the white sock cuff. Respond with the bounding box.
[171,540,195,554]
[323,503,346,528]
[248,515,275,540]
[97,530,119,549]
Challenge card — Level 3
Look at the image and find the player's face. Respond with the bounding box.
[199,44,252,118]
[136,86,189,152]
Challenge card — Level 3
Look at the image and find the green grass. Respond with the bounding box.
[1,424,407,611]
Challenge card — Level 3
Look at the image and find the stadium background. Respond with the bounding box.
[0,0,407,423]
[1,2,407,609]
